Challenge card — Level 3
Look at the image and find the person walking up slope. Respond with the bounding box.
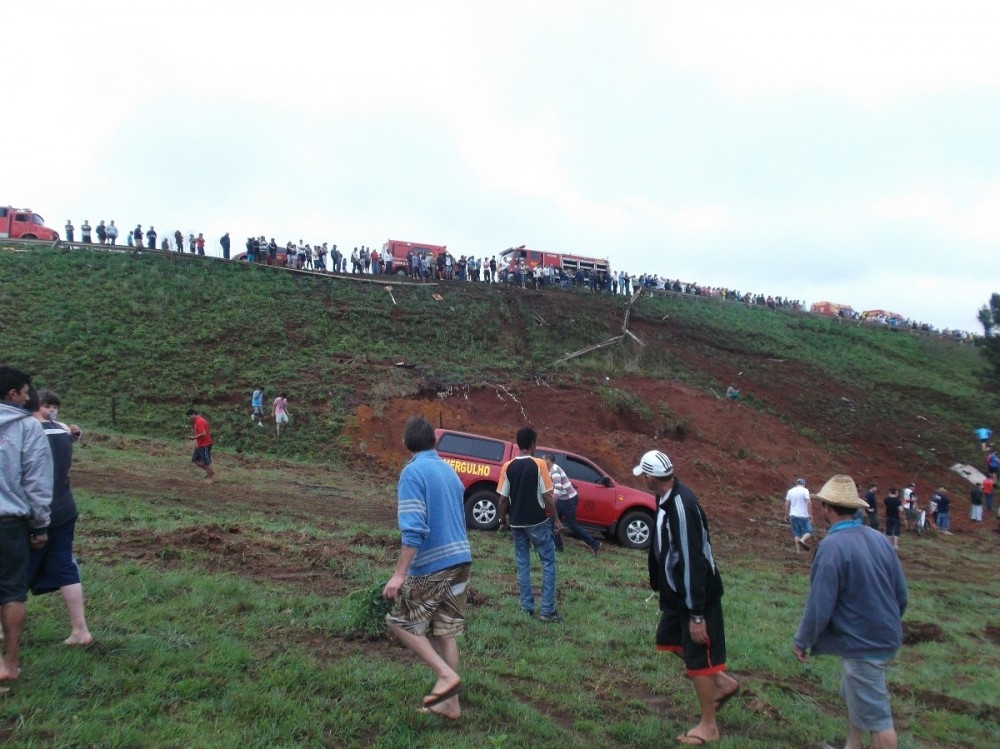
[186,408,215,483]
[785,477,813,552]
[272,393,290,436]
[793,475,908,749]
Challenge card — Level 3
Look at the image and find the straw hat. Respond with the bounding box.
[812,475,869,509]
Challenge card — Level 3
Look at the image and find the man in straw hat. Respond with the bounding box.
[792,475,908,749]
[635,449,740,746]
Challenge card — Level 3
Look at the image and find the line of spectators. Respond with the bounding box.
[64,221,219,258]
[60,221,975,337]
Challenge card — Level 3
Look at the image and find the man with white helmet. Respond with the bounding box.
[636,449,740,746]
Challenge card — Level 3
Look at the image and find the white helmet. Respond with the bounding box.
[632,450,674,478]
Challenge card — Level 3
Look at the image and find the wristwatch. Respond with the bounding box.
[691,615,704,624]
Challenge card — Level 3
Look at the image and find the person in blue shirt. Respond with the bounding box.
[793,475,908,749]
[975,427,992,451]
[250,387,264,427]
[383,415,472,720]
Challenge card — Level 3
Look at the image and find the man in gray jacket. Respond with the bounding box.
[793,475,908,749]
[0,367,53,685]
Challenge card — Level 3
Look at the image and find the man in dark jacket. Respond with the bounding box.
[638,449,739,745]
[28,389,93,646]
[793,475,908,749]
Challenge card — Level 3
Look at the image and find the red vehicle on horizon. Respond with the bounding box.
[0,206,60,241]
[382,239,448,274]
[499,245,611,275]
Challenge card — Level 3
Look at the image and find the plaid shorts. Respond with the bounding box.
[387,563,471,638]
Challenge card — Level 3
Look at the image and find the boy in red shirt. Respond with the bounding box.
[186,408,215,483]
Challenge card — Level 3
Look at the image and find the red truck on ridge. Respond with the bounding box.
[435,428,656,549]
[0,206,60,241]
[498,245,610,275]
[382,239,448,275]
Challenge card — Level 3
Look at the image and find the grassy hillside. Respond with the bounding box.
[2,246,999,748]
[3,430,999,748]
[1,246,992,465]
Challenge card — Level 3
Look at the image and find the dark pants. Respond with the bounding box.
[865,510,880,532]
[556,496,600,551]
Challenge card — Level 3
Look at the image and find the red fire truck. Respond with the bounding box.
[382,239,448,274]
[498,245,610,275]
[0,206,60,241]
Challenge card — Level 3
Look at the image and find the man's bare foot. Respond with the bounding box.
[418,698,461,720]
[64,634,95,646]
[677,726,719,745]
[422,676,461,707]
[0,666,21,682]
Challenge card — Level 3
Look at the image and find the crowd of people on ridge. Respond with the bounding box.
[59,219,972,338]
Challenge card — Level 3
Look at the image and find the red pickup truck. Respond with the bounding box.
[434,428,656,549]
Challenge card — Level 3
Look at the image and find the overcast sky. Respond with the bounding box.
[7,1,998,331]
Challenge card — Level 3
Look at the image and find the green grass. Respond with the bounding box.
[3,442,999,747]
[1,247,995,466]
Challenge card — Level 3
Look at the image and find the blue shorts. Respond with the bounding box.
[790,516,812,538]
[0,516,30,604]
[841,656,895,732]
[28,517,81,595]
[192,446,212,465]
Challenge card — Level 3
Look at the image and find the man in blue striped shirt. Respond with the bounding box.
[383,415,472,720]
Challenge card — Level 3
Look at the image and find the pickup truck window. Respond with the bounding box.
[437,433,506,462]
[561,455,605,485]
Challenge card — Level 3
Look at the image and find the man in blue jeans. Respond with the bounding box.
[497,428,562,622]
[543,453,602,556]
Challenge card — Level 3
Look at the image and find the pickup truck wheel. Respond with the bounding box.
[617,510,653,549]
[465,490,501,531]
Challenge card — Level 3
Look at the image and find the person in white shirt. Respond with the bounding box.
[901,483,917,531]
[542,454,601,556]
[785,478,813,552]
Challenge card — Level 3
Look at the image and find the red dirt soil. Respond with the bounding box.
[345,373,977,539]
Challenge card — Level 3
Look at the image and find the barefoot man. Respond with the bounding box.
[186,408,215,483]
[636,448,740,745]
[383,415,472,720]
[0,367,53,685]
[28,389,93,646]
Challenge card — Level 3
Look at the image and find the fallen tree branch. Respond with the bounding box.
[554,335,625,363]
